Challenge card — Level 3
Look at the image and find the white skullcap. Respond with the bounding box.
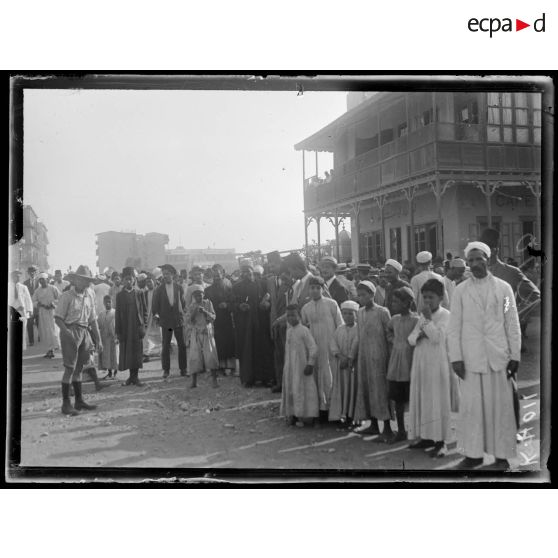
[385,259,403,273]
[253,265,264,274]
[38,272,48,280]
[416,251,433,264]
[464,241,491,259]
[152,267,162,278]
[341,300,359,312]
[450,258,466,269]
[357,280,376,294]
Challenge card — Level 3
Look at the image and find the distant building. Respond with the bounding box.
[10,205,50,272]
[96,231,169,273]
[165,247,237,273]
[296,91,541,265]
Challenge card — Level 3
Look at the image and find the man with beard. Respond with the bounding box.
[115,267,148,386]
[232,263,274,387]
[204,264,236,374]
[447,242,521,470]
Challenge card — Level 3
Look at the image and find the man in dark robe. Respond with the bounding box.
[115,267,148,386]
[232,263,274,387]
[204,264,236,373]
[479,228,540,352]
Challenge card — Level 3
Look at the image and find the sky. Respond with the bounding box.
[23,88,347,272]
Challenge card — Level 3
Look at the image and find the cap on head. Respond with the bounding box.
[464,241,491,260]
[357,280,376,294]
[320,256,338,267]
[385,259,402,273]
[416,251,432,264]
[340,300,359,312]
[450,258,466,269]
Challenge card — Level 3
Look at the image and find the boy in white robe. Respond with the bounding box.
[447,241,521,470]
[301,276,344,421]
[280,304,319,426]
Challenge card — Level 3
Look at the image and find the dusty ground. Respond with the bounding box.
[18,319,542,474]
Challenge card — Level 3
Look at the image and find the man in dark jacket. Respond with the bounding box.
[151,263,187,378]
[319,256,348,307]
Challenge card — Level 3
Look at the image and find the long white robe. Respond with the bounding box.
[143,288,162,356]
[280,323,319,419]
[32,285,59,350]
[301,297,344,410]
[447,273,521,459]
[408,308,452,442]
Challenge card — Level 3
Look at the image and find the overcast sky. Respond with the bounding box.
[23,88,347,272]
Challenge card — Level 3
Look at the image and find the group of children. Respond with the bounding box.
[280,275,456,456]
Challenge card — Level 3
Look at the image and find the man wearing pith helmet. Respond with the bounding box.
[447,241,521,470]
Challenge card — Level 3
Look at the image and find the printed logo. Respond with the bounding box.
[468,13,546,37]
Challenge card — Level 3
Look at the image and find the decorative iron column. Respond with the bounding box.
[404,184,418,260]
[474,180,501,229]
[430,178,454,256]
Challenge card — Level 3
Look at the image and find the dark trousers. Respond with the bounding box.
[26,313,35,345]
[161,326,187,372]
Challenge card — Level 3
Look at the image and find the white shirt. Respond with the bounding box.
[8,281,33,317]
[292,272,313,305]
[165,282,175,306]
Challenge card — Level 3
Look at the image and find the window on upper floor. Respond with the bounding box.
[487,92,539,144]
[397,123,408,137]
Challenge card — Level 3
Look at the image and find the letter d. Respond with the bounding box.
[534,13,545,32]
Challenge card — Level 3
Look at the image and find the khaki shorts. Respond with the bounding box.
[60,324,93,370]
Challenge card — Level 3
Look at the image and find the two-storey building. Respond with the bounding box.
[296,91,542,266]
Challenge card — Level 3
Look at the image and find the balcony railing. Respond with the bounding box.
[304,122,540,211]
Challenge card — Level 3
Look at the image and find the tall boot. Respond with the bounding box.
[61,383,79,416]
[73,381,97,411]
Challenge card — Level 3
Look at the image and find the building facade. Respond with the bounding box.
[296,91,542,266]
[10,205,50,272]
[96,231,169,273]
[165,247,238,273]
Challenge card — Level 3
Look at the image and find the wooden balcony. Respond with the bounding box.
[304,122,541,213]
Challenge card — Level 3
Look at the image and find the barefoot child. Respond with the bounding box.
[408,278,452,457]
[186,286,219,388]
[280,304,319,427]
[353,280,393,442]
[97,295,118,379]
[300,276,343,423]
[386,287,418,442]
[328,300,359,425]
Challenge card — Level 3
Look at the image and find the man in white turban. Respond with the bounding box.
[383,258,411,315]
[411,251,449,312]
[447,243,521,470]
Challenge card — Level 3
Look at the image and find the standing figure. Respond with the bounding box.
[24,265,39,346]
[411,251,450,310]
[386,287,418,442]
[115,267,148,386]
[108,272,122,308]
[353,280,393,441]
[280,304,319,427]
[93,274,111,315]
[232,263,274,387]
[383,259,411,315]
[143,276,162,361]
[407,279,452,456]
[54,265,102,415]
[8,270,34,350]
[32,273,59,358]
[186,286,219,388]
[328,300,359,424]
[97,295,118,379]
[52,269,70,295]
[319,256,349,308]
[204,264,236,374]
[300,276,344,421]
[448,241,521,470]
[185,266,209,307]
[151,264,188,379]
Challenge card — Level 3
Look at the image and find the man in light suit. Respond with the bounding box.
[448,241,521,471]
[151,263,187,379]
[9,270,34,350]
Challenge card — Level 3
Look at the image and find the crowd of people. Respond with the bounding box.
[8,227,541,469]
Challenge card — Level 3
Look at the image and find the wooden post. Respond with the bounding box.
[316,215,322,260]
[302,150,306,183]
[374,194,387,261]
[351,202,361,263]
[525,180,542,246]
[304,216,310,259]
[474,180,500,230]
[404,184,417,261]
[334,208,340,261]
[315,151,319,179]
[430,178,453,257]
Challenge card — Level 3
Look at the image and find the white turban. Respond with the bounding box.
[464,241,491,259]
[341,300,359,312]
[38,272,48,280]
[416,251,432,264]
[357,280,376,294]
[385,259,403,273]
[253,265,264,274]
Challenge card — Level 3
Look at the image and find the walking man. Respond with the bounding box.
[24,265,39,346]
[448,242,521,470]
[151,263,188,379]
[54,265,102,416]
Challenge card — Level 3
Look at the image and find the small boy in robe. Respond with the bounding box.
[386,287,419,442]
[280,304,319,427]
[186,286,219,388]
[328,300,359,426]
